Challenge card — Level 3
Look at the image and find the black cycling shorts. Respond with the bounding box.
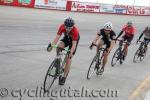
[60,35,80,55]
[144,38,150,46]
[101,38,111,49]
[122,35,134,45]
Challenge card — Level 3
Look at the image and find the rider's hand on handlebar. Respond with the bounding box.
[89,43,93,50]
[47,43,53,52]
[114,38,118,43]
[89,41,96,50]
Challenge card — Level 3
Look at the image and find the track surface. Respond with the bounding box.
[0,6,150,100]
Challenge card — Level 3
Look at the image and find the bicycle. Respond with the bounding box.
[44,45,70,92]
[111,39,127,67]
[133,40,148,63]
[87,43,105,80]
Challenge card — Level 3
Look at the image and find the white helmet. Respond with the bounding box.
[104,22,113,30]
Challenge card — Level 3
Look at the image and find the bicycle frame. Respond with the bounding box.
[111,39,128,66]
[92,44,105,67]
[118,40,124,59]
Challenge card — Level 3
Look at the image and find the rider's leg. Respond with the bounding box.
[97,39,104,53]
[63,37,79,78]
[58,37,69,85]
[121,35,126,56]
[123,35,133,58]
[102,41,110,69]
[123,43,129,57]
[97,42,110,74]
[63,55,71,78]
[57,41,65,54]
[102,51,109,69]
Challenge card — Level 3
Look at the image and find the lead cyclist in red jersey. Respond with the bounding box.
[47,18,80,85]
[116,21,136,60]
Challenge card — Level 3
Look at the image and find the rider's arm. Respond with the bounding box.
[92,32,101,43]
[138,33,144,41]
[51,24,64,45]
[51,35,61,45]
[116,30,124,39]
[70,41,77,54]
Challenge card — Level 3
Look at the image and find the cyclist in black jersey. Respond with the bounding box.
[137,26,150,54]
[90,22,116,75]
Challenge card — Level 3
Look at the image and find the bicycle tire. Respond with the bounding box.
[133,49,141,63]
[139,42,146,62]
[44,60,57,92]
[87,54,99,80]
[140,49,146,62]
[111,49,120,67]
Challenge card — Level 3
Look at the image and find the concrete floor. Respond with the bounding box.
[0,6,150,100]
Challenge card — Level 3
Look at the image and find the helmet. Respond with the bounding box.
[127,21,133,26]
[104,22,113,30]
[145,26,150,30]
[64,17,75,27]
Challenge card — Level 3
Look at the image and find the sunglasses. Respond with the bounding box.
[65,26,73,31]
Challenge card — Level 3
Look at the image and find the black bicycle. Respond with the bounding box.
[133,41,148,63]
[87,43,105,80]
[111,40,127,66]
[44,45,70,92]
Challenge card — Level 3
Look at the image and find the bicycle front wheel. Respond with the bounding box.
[44,60,57,92]
[87,55,99,80]
[140,49,146,62]
[133,49,141,63]
[111,49,120,67]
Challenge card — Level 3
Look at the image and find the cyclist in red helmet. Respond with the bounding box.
[116,21,136,61]
[47,17,80,85]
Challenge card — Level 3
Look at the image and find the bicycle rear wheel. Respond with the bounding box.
[111,49,120,67]
[87,55,99,80]
[44,60,57,92]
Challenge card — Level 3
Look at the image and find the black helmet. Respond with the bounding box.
[64,17,75,27]
[146,26,150,30]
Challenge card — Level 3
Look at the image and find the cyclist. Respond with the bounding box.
[47,17,80,85]
[90,22,116,75]
[136,26,150,54]
[116,21,136,60]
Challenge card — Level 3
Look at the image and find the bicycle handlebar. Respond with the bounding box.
[91,43,98,47]
[115,39,129,44]
[91,43,105,51]
[52,45,70,52]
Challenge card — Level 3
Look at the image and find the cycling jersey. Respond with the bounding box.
[57,24,79,41]
[98,29,116,49]
[98,29,116,41]
[122,25,136,37]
